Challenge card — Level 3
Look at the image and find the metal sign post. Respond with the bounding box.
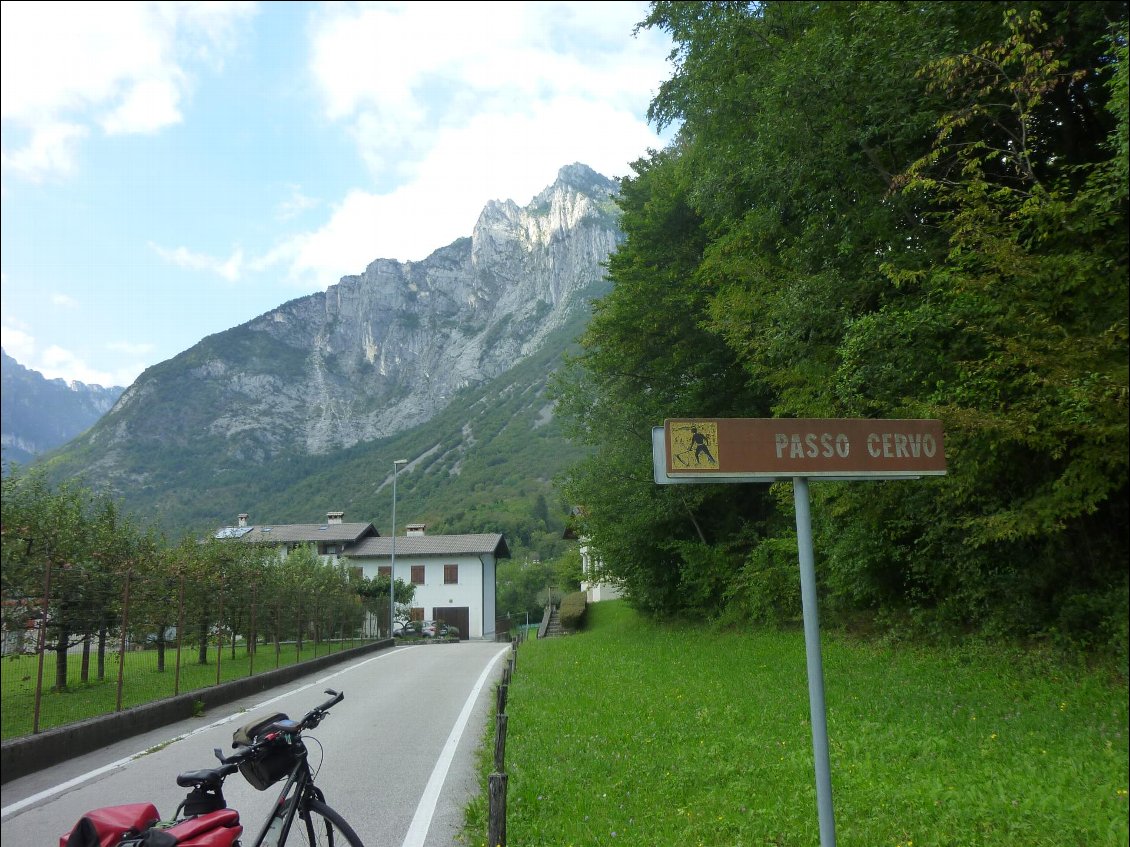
[793,475,835,847]
[653,419,946,847]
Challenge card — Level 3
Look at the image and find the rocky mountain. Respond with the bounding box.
[1,349,124,469]
[34,164,619,543]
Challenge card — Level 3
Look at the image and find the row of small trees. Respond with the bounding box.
[1,465,412,693]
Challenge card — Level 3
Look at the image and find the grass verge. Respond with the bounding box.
[1,637,372,739]
[462,600,1128,847]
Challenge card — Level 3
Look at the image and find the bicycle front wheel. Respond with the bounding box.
[289,799,365,847]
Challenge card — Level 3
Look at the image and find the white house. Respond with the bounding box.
[564,512,623,603]
[346,525,509,640]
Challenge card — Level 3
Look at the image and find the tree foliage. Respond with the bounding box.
[555,1,1128,656]
[1,467,380,683]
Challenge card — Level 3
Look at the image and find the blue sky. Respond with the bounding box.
[1,1,675,388]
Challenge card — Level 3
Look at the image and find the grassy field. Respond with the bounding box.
[0,637,375,739]
[463,601,1128,847]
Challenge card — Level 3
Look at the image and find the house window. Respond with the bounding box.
[378,566,391,578]
[411,565,425,585]
[349,567,362,580]
[444,564,458,585]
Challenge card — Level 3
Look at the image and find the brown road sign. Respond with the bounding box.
[663,418,946,480]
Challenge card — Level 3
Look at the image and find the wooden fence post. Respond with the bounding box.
[116,569,132,712]
[174,574,186,696]
[494,713,508,772]
[496,682,508,715]
[488,772,507,847]
[32,557,53,734]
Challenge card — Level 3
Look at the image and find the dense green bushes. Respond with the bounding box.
[558,591,588,632]
[554,1,1129,663]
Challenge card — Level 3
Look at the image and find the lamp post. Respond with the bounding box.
[390,458,408,638]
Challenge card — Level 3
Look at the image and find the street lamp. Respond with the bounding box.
[390,458,408,638]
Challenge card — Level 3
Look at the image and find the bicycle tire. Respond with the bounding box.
[287,798,365,847]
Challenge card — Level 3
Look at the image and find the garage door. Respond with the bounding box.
[433,607,469,641]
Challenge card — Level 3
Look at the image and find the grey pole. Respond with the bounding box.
[793,476,836,847]
[390,459,407,637]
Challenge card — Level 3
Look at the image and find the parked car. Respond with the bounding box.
[396,620,457,638]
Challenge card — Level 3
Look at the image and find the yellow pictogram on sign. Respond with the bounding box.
[669,421,719,469]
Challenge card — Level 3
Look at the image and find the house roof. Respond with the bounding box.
[215,522,377,544]
[346,533,510,559]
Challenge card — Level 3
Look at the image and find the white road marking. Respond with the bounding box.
[1,647,413,819]
[401,645,509,847]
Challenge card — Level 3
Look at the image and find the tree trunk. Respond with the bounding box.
[97,626,108,680]
[52,631,70,691]
[80,634,91,682]
[197,620,209,664]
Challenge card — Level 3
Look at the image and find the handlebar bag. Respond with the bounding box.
[232,712,289,748]
[232,712,300,791]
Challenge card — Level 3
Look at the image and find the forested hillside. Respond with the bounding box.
[554,1,1128,658]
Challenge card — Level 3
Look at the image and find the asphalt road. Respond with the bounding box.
[0,641,511,847]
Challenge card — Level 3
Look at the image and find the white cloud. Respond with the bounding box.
[0,1,256,179]
[0,122,89,181]
[1,324,36,362]
[150,243,245,282]
[276,187,321,221]
[0,326,138,387]
[265,0,673,284]
[107,340,156,356]
[309,2,670,185]
[101,77,186,136]
[51,293,79,308]
[281,99,660,279]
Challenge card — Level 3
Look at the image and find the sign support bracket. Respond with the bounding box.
[793,476,836,847]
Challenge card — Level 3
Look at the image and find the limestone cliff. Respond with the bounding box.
[70,164,620,483]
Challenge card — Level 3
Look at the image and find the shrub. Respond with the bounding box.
[559,591,588,632]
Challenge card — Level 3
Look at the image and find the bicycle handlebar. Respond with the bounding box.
[217,689,344,765]
[300,688,344,731]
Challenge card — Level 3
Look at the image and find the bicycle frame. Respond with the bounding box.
[61,689,358,847]
[248,744,324,847]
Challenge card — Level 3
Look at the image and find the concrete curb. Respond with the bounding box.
[1,639,393,784]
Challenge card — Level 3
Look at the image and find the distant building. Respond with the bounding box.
[214,513,507,640]
[564,508,623,603]
[214,511,378,561]
[346,526,509,640]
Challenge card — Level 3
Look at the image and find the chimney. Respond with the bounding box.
[406,523,426,537]
[326,511,344,525]
[238,514,248,528]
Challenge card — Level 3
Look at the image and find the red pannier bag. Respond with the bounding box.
[60,804,242,847]
[162,809,242,846]
[59,803,159,847]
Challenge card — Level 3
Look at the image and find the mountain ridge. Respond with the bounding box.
[33,163,618,548]
[1,349,125,468]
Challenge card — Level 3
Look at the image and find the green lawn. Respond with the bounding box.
[464,601,1128,847]
[1,637,374,739]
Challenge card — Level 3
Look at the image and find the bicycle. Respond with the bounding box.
[61,689,365,847]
